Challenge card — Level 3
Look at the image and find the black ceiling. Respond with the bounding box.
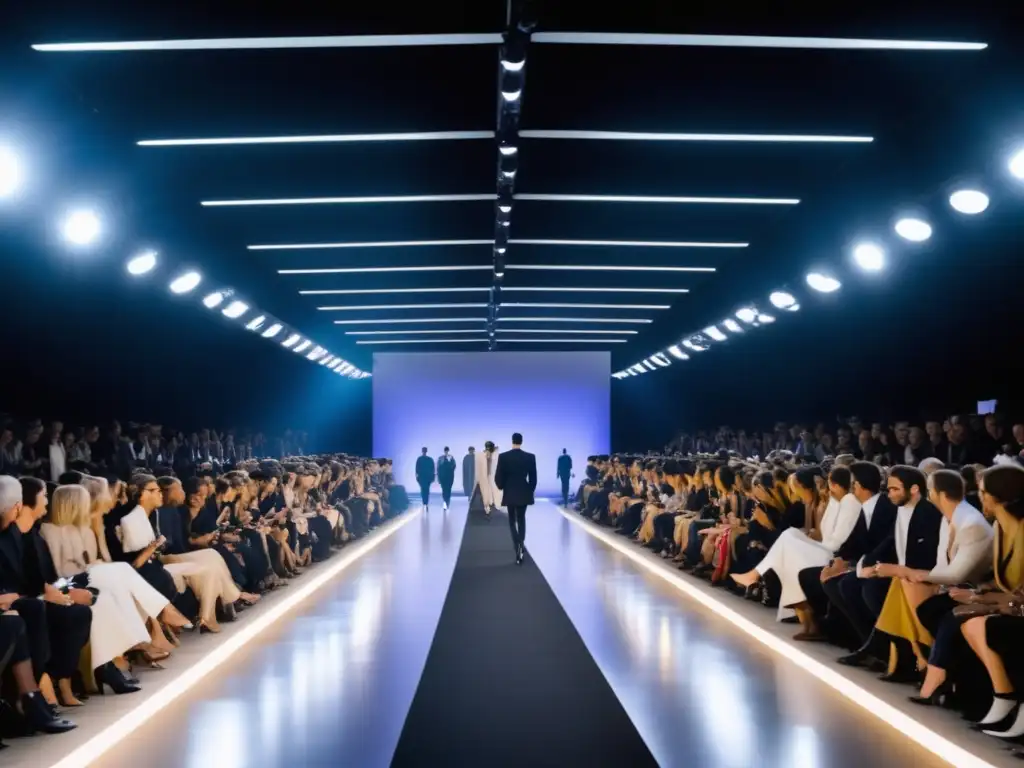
[2,2,1022,378]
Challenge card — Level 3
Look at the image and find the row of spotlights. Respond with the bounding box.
[615,175,1013,379]
[130,255,363,376]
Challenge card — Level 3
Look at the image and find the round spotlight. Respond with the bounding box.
[499,146,518,156]
[0,146,22,198]
[853,242,885,272]
[757,313,776,324]
[202,291,225,309]
[723,319,743,333]
[1009,148,1024,180]
[126,250,157,276]
[769,291,796,310]
[704,325,727,342]
[806,272,841,293]
[949,188,989,215]
[245,315,266,331]
[735,307,757,323]
[169,271,201,294]
[222,300,248,319]
[61,209,102,246]
[894,217,932,242]
[501,89,522,102]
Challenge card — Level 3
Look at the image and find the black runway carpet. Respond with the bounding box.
[390,508,656,767]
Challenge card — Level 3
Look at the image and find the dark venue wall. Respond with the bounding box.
[0,233,372,455]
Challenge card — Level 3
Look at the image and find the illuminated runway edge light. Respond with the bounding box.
[141,131,495,147]
[33,33,505,52]
[558,506,999,768]
[46,510,421,768]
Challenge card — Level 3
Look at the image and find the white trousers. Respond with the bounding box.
[85,561,167,667]
[754,527,833,621]
[163,550,241,622]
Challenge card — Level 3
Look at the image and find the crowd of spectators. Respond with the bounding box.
[0,414,405,751]
[577,410,1024,757]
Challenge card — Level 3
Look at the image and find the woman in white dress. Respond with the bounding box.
[732,466,862,637]
[39,485,189,696]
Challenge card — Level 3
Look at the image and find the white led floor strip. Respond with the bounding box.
[47,510,420,768]
[558,506,997,768]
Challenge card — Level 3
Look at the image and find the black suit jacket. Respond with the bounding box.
[557,454,573,479]
[0,525,24,594]
[415,455,435,484]
[835,495,898,564]
[863,498,943,571]
[495,448,537,508]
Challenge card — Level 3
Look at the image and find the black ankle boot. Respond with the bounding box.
[20,691,77,733]
[95,662,141,695]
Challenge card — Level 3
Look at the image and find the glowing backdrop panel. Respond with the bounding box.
[373,351,610,496]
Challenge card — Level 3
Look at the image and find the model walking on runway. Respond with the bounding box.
[415,447,435,512]
[494,433,537,564]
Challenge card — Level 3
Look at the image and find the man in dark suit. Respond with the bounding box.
[818,462,898,661]
[495,433,537,565]
[415,447,435,512]
[436,447,457,511]
[557,449,573,506]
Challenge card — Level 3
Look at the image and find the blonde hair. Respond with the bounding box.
[81,475,112,518]
[50,484,92,527]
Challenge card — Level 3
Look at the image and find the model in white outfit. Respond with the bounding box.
[742,492,862,621]
[473,446,503,510]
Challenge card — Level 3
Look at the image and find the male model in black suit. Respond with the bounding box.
[557,449,573,507]
[415,447,435,512]
[494,433,537,565]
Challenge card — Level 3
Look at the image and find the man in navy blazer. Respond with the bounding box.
[495,433,537,565]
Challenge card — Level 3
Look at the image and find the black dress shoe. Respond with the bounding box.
[879,668,920,684]
[836,649,873,668]
[20,692,77,734]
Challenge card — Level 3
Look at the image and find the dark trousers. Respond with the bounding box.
[0,614,31,671]
[559,476,570,505]
[507,505,527,550]
[418,481,431,505]
[917,593,963,669]
[822,571,890,645]
[13,597,91,680]
[440,482,453,506]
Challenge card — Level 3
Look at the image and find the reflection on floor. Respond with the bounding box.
[46,496,998,767]
[93,505,464,768]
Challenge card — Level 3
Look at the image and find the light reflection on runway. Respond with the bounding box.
[527,504,947,768]
[96,504,466,768]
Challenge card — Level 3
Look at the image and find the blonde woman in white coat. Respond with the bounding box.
[474,442,503,514]
[40,485,182,693]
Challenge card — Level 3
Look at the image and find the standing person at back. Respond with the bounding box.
[495,433,537,564]
[437,447,457,511]
[415,447,435,512]
[557,449,573,507]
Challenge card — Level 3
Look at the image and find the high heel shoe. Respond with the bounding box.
[94,663,141,695]
[199,619,222,634]
[909,680,953,707]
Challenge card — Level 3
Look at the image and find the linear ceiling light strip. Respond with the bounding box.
[332,317,488,325]
[510,238,747,248]
[203,194,493,207]
[501,287,689,293]
[530,32,986,51]
[497,317,653,323]
[300,287,490,295]
[279,265,491,275]
[514,193,799,205]
[356,338,488,345]
[317,303,489,311]
[498,338,628,343]
[140,131,494,147]
[345,329,491,336]
[503,302,670,309]
[251,239,493,250]
[519,130,873,143]
[509,264,714,272]
[33,33,504,52]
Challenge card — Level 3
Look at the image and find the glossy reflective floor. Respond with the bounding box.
[95,505,464,768]
[528,504,948,768]
[88,498,965,767]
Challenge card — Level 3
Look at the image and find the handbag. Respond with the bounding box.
[952,603,1001,619]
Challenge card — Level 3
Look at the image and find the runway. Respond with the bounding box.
[85,496,958,768]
